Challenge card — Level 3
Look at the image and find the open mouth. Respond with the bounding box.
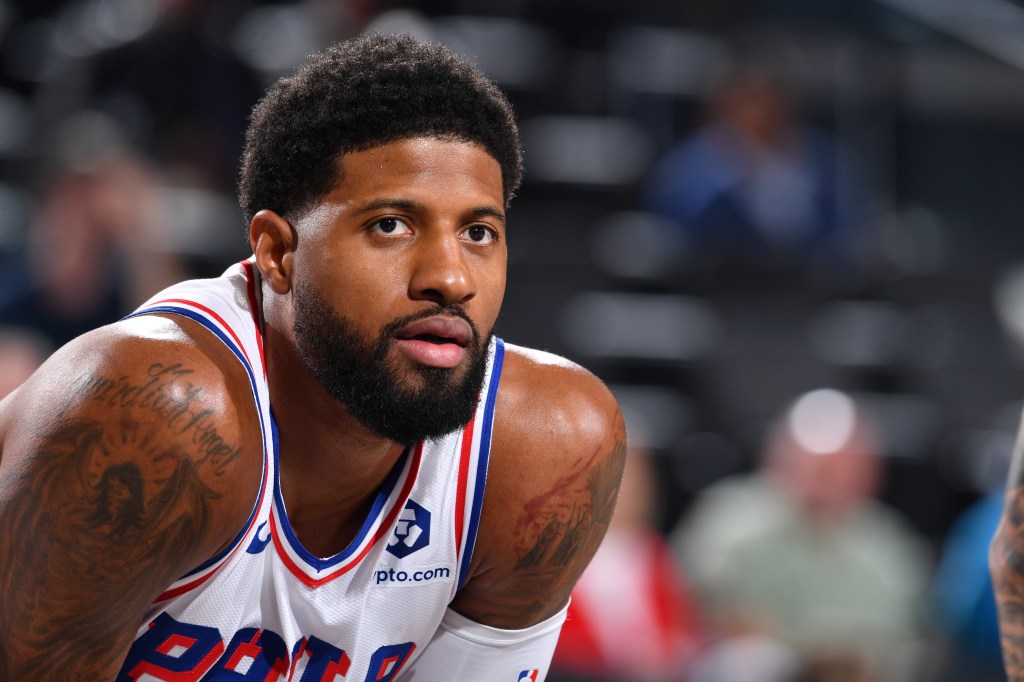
[394,315,474,369]
[395,316,472,348]
[407,333,458,345]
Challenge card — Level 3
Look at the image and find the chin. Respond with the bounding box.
[405,365,467,396]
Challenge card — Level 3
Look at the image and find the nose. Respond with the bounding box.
[408,232,476,306]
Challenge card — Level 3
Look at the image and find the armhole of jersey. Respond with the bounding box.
[452,338,505,597]
[124,269,270,602]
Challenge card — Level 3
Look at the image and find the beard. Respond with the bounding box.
[292,281,492,445]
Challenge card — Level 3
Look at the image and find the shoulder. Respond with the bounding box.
[493,343,621,456]
[490,344,623,510]
[451,343,626,628]
[1,312,263,544]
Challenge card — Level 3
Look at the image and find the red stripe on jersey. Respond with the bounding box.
[453,417,476,559]
[268,511,310,584]
[153,566,219,603]
[149,297,253,370]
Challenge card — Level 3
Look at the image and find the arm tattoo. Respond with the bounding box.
[71,362,243,475]
[454,434,626,626]
[995,488,1024,681]
[0,364,238,679]
[467,434,625,623]
[514,446,623,572]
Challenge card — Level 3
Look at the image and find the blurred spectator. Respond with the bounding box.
[643,64,864,273]
[41,0,265,192]
[0,152,187,348]
[551,447,704,682]
[671,388,932,682]
[0,326,50,400]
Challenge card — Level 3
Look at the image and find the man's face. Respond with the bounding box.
[290,137,507,444]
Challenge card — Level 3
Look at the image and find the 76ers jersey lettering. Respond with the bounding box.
[119,612,414,681]
[118,260,502,681]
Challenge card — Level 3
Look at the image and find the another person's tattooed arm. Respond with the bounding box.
[0,316,261,681]
[992,414,1024,681]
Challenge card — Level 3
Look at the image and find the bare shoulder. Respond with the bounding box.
[0,314,262,679]
[2,313,262,495]
[451,343,626,628]
[493,343,622,472]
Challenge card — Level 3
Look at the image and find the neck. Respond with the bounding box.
[262,316,407,556]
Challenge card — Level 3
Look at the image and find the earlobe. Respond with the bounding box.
[250,210,295,295]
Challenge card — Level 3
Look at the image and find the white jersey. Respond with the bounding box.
[116,260,506,681]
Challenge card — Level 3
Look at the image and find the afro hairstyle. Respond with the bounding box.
[238,33,523,224]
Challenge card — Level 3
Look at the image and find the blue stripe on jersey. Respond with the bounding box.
[270,410,411,572]
[458,337,505,590]
[125,305,267,578]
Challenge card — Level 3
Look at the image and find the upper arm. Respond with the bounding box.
[0,316,262,680]
[451,346,626,629]
[990,406,1024,680]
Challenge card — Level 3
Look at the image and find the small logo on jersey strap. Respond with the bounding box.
[246,521,271,554]
[517,670,539,682]
[386,499,430,558]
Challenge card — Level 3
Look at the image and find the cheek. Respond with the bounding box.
[475,267,506,330]
[339,267,403,301]
[484,263,506,294]
[319,252,405,306]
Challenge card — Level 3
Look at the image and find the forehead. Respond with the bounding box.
[330,137,504,206]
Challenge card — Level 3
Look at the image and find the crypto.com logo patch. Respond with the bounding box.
[386,499,431,558]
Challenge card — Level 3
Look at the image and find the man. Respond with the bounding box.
[0,34,626,681]
[673,388,929,679]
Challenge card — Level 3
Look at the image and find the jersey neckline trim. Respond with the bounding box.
[268,412,425,587]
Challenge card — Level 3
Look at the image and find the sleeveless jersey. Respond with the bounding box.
[116,260,503,682]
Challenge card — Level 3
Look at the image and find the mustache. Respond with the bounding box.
[380,305,481,346]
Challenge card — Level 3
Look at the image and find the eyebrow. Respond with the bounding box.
[350,198,505,223]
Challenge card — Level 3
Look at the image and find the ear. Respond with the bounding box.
[250,209,295,295]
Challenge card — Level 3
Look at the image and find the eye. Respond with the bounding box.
[464,224,498,245]
[370,217,412,235]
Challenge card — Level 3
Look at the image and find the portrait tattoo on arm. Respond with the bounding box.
[0,362,241,679]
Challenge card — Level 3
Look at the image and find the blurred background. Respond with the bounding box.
[0,0,1022,680]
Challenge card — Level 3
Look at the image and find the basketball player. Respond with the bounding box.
[0,34,626,681]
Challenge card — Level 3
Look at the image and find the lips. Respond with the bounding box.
[394,315,474,369]
[395,316,473,347]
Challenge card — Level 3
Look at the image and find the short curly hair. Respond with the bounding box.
[238,33,523,224]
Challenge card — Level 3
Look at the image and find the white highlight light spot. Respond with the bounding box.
[788,389,856,454]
